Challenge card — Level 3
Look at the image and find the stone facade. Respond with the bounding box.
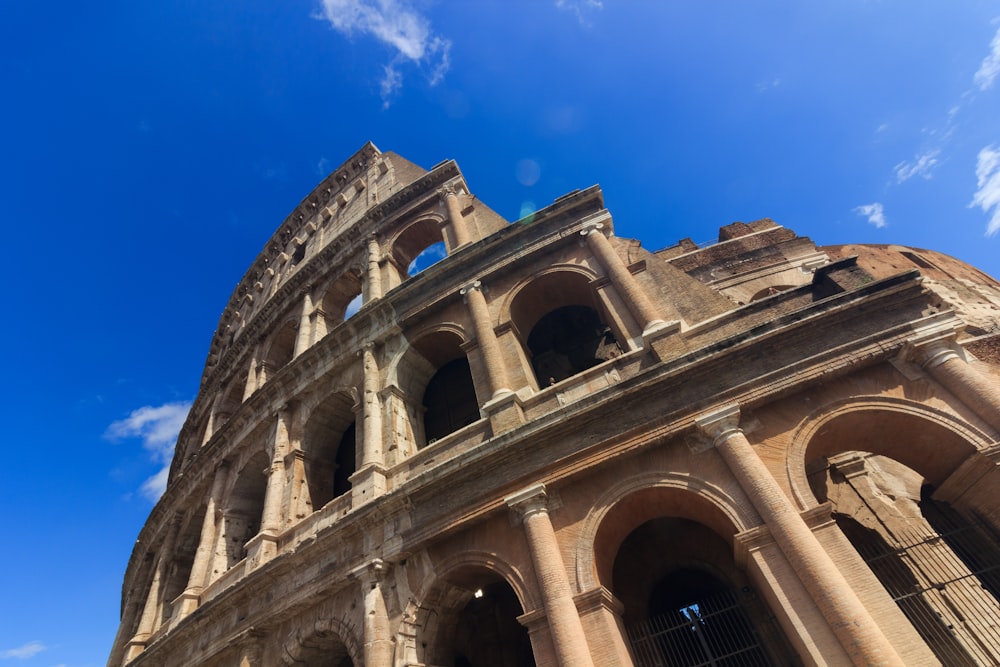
[109,143,1000,667]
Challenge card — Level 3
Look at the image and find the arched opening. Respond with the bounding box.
[294,643,354,667]
[302,392,357,513]
[805,410,1000,665]
[509,271,623,388]
[218,451,268,571]
[263,319,297,379]
[139,503,206,635]
[212,377,246,435]
[320,272,364,329]
[401,329,481,448]
[391,218,447,284]
[419,568,535,667]
[526,305,621,386]
[613,517,797,666]
[423,357,479,444]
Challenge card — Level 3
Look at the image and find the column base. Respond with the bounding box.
[244,531,280,572]
[171,589,201,622]
[350,464,388,506]
[643,320,685,361]
[482,389,527,435]
[123,634,150,663]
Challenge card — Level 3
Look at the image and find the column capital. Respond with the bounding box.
[437,184,458,201]
[580,220,608,238]
[460,279,484,296]
[505,482,549,519]
[903,321,962,368]
[694,403,743,446]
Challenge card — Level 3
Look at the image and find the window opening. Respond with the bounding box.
[422,357,479,444]
[408,241,446,276]
[526,305,622,385]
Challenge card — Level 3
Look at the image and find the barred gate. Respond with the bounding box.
[626,588,778,667]
[838,503,1000,667]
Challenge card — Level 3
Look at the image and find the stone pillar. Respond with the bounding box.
[505,483,595,667]
[293,292,313,358]
[242,347,260,402]
[914,338,1000,432]
[696,404,904,667]
[247,408,291,568]
[460,280,511,400]
[237,636,264,667]
[580,221,666,335]
[440,186,471,248]
[352,345,387,504]
[365,235,383,303]
[361,559,393,667]
[124,516,181,662]
[173,462,230,620]
[361,344,384,468]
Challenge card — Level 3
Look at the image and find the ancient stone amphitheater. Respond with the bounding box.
[110,143,1000,667]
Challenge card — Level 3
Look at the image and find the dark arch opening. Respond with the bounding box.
[613,517,796,667]
[526,305,621,386]
[302,393,357,513]
[422,357,479,445]
[332,422,356,500]
[452,581,535,667]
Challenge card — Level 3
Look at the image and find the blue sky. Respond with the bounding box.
[1,1,998,664]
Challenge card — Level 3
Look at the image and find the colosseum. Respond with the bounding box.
[109,143,1000,666]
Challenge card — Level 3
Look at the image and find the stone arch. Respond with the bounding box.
[262,316,299,380]
[318,268,364,328]
[300,389,358,513]
[582,473,796,665]
[793,397,1000,665]
[387,325,482,448]
[504,266,625,388]
[576,471,756,594]
[279,613,362,667]
[786,397,990,510]
[217,449,269,572]
[405,551,539,667]
[387,215,447,283]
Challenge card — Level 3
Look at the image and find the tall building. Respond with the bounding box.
[109,143,1000,666]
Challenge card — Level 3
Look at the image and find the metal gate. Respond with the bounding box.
[626,587,777,667]
[839,503,1000,667]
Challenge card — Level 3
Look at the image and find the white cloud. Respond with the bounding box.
[854,202,888,229]
[0,642,45,659]
[971,145,1000,237]
[974,25,1000,91]
[316,0,451,107]
[106,401,192,501]
[407,242,447,275]
[556,0,603,25]
[893,150,940,183]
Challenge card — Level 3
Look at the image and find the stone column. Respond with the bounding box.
[293,292,313,358]
[360,559,393,667]
[361,345,384,468]
[247,408,292,568]
[460,280,511,400]
[580,221,666,335]
[505,484,595,667]
[124,516,181,662]
[365,235,383,303]
[242,347,260,402]
[174,462,230,620]
[352,345,387,504]
[696,404,904,667]
[913,338,1000,432]
[440,186,471,248]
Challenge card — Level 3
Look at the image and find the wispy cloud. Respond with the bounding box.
[854,202,888,229]
[971,145,1000,237]
[974,24,1000,91]
[316,0,451,108]
[556,0,603,26]
[0,642,45,659]
[407,241,447,275]
[894,150,940,183]
[106,401,192,501]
